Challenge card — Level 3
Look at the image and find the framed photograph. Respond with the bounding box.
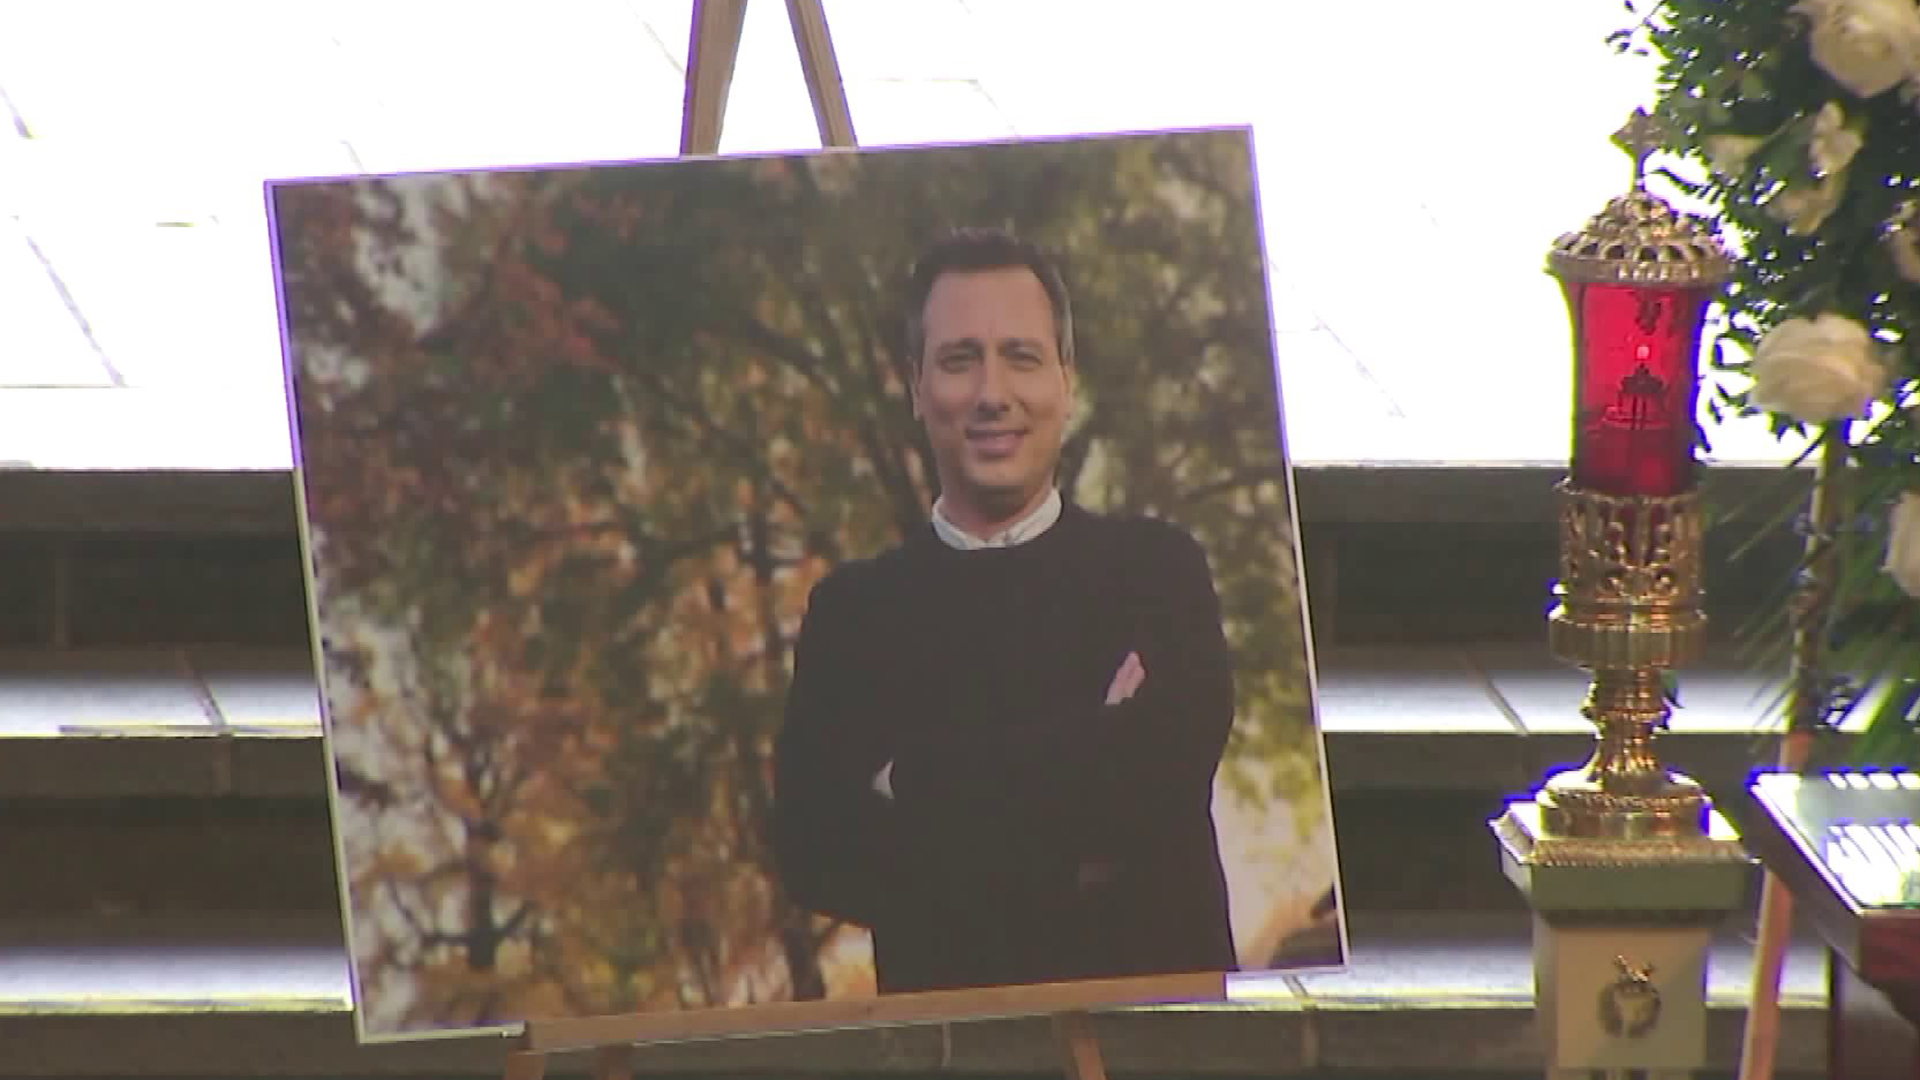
[269,126,1345,1043]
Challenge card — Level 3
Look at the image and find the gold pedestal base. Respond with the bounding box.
[1495,801,1751,906]
[1538,770,1710,841]
[1530,657,1711,842]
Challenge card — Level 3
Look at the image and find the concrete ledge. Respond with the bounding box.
[0,914,1829,1077]
[0,999,1829,1077]
[0,645,1839,801]
[0,722,1832,804]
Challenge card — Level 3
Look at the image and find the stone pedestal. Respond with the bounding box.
[1494,801,1752,1077]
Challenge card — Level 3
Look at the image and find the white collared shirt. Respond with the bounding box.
[930,488,1063,549]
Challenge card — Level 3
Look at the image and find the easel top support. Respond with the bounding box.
[681,0,857,156]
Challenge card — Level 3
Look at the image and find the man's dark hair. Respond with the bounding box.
[903,227,1075,374]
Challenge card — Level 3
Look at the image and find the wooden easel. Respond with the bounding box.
[497,2,1112,1077]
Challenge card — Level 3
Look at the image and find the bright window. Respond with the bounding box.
[0,0,1803,470]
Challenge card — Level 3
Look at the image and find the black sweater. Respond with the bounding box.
[771,501,1238,994]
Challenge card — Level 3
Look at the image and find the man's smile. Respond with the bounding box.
[966,427,1027,457]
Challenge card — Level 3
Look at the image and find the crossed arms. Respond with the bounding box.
[770,525,1234,930]
[869,650,1146,800]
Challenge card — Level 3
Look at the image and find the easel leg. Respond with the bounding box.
[1052,1012,1108,1080]
[783,0,856,147]
[502,1050,547,1080]
[681,0,750,155]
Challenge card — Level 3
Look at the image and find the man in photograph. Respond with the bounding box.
[771,227,1238,995]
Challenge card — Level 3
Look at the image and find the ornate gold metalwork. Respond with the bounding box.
[1541,484,1712,839]
[1548,484,1705,669]
[1548,192,1733,286]
[1494,805,1748,870]
[1546,125,1734,288]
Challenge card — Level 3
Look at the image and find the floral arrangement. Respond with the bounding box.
[1621,0,1920,761]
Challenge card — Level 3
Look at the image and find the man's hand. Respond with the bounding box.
[1104,650,1146,705]
[871,760,895,800]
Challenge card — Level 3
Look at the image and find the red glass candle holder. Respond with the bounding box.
[1547,186,1732,499]
[1560,281,1717,497]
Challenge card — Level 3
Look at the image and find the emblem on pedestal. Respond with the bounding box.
[1598,955,1661,1039]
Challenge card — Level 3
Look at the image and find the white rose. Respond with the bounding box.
[1749,313,1888,422]
[1885,493,1920,597]
[1809,101,1865,175]
[1704,134,1764,177]
[1767,174,1848,234]
[1797,0,1920,98]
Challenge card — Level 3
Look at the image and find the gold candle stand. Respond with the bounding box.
[1491,111,1753,1079]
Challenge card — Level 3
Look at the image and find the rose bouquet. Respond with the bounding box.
[1622,0,1920,762]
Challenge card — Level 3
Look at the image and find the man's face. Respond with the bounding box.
[911,266,1074,534]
